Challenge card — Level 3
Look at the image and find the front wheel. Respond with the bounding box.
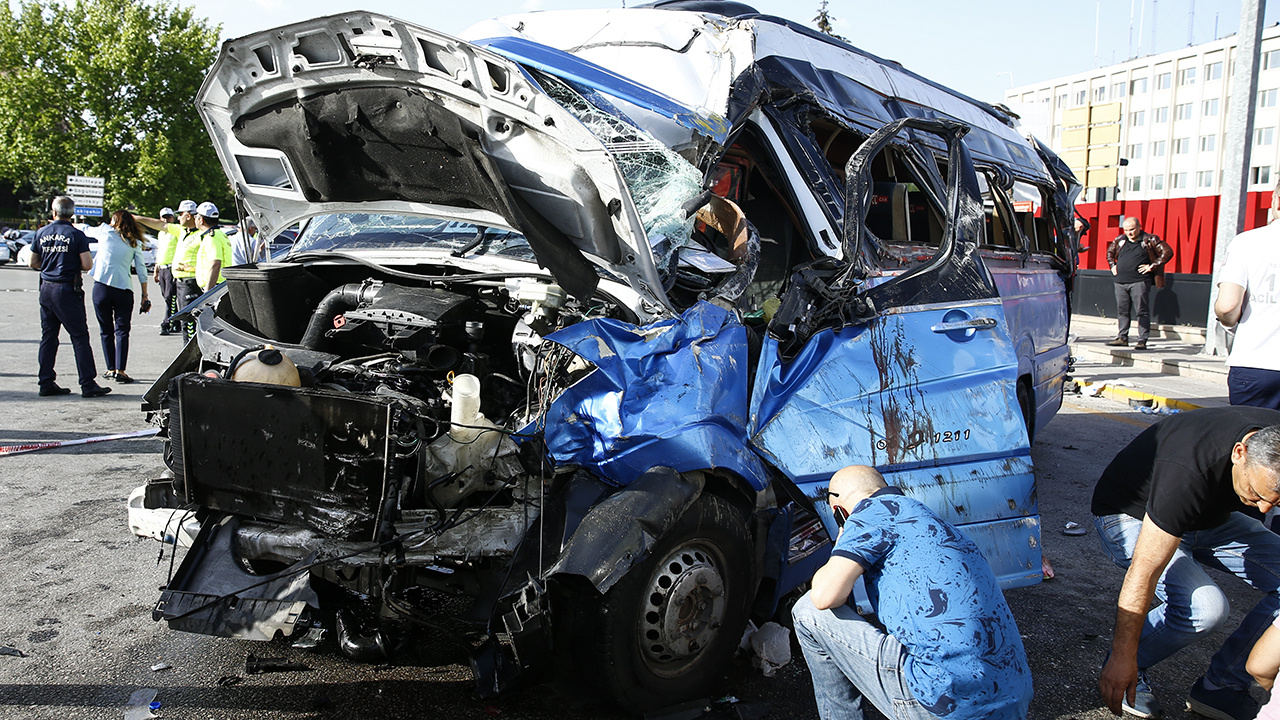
[557,493,753,711]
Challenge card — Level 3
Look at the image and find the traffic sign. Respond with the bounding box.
[66,174,104,216]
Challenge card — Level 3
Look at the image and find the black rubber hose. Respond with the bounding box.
[299,283,379,351]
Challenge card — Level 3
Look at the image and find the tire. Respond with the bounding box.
[558,493,753,711]
[1017,378,1035,445]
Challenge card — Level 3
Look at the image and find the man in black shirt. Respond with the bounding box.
[1093,406,1280,719]
[1105,217,1173,350]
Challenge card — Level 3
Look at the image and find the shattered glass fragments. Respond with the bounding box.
[536,72,703,267]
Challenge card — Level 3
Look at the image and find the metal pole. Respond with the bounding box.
[1204,0,1266,356]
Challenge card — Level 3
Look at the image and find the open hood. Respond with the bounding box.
[196,12,687,304]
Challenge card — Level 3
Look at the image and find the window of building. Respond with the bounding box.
[1094,86,1107,102]
[1131,77,1149,94]
[1172,172,1189,188]
[1154,106,1169,123]
[1056,93,1067,108]
[1151,140,1167,156]
[1128,176,1142,192]
[1074,90,1087,105]
[1175,102,1194,120]
[1198,170,1214,188]
[1126,143,1144,159]
[1260,89,1278,108]
[1204,98,1220,116]
[1205,61,1224,80]
[1265,50,1280,70]
[1257,127,1276,145]
[1150,174,1165,190]
[1130,110,1146,127]
[1200,134,1217,152]
[1177,67,1196,85]
[1173,137,1192,154]
[1112,82,1127,99]
[1252,165,1273,185]
[1156,72,1172,90]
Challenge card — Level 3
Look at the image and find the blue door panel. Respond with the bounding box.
[749,303,1028,484]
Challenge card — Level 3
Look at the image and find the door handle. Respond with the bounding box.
[931,317,997,333]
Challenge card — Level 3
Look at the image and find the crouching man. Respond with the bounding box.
[792,465,1033,720]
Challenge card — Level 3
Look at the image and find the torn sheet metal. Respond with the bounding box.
[542,301,768,490]
[476,36,731,145]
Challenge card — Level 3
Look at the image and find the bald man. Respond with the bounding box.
[1106,217,1173,350]
[792,466,1032,720]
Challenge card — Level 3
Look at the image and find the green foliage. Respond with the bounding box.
[0,0,228,218]
[813,0,846,42]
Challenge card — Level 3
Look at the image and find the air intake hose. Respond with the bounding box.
[300,281,382,350]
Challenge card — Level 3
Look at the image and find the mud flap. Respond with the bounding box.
[547,467,704,593]
[154,514,319,641]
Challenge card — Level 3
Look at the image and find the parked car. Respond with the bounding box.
[131,2,1078,710]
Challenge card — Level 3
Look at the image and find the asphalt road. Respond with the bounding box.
[0,262,1262,719]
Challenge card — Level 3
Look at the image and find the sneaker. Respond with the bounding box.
[38,384,72,397]
[1186,677,1259,720]
[81,385,112,398]
[1106,338,1129,347]
[1123,669,1164,718]
[1134,341,1147,350]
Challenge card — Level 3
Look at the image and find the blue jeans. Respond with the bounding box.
[1094,512,1280,689]
[792,592,938,720]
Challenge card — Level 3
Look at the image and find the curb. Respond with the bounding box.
[1070,378,1204,412]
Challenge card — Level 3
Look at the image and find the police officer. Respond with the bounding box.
[135,200,198,337]
[193,202,231,293]
[28,196,111,398]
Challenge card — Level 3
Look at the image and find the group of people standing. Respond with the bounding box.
[29,195,261,398]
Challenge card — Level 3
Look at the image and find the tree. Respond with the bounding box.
[0,0,228,220]
[813,0,847,42]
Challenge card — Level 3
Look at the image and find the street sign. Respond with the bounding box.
[66,175,104,217]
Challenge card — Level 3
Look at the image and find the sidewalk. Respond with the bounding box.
[1067,314,1229,410]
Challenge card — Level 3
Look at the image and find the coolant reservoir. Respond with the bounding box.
[231,346,300,386]
[450,373,483,442]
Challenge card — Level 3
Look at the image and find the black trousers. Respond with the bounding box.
[176,277,202,341]
[156,266,178,329]
[38,280,97,390]
[92,281,133,372]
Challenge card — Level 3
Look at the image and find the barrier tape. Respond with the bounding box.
[0,428,159,456]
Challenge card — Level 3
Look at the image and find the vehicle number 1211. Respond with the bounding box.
[935,429,971,443]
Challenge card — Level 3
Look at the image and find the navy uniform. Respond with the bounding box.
[31,219,109,396]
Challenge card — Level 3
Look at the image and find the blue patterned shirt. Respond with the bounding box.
[833,488,1032,720]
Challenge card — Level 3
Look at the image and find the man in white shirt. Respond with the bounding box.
[1216,186,1280,409]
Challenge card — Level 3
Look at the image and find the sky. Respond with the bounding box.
[192,0,1280,105]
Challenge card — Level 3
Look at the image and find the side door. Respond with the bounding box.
[750,118,1040,589]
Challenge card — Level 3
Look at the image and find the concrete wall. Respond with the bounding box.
[1072,269,1213,327]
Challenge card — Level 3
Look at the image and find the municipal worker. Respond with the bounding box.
[193,202,231,294]
[28,196,111,398]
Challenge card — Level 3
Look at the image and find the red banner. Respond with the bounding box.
[1074,192,1273,273]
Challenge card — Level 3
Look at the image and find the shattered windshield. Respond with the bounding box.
[292,214,536,261]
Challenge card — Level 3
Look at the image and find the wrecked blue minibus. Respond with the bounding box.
[131,0,1078,709]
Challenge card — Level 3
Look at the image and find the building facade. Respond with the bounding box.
[1004,24,1280,204]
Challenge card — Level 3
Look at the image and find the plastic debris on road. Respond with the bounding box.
[123,688,158,720]
[1042,556,1055,580]
[1063,522,1088,536]
[150,662,171,671]
[0,646,26,658]
[245,653,309,674]
[747,621,791,677]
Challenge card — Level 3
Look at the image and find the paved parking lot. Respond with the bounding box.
[0,263,1263,719]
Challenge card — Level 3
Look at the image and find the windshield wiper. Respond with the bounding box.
[450,225,488,257]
